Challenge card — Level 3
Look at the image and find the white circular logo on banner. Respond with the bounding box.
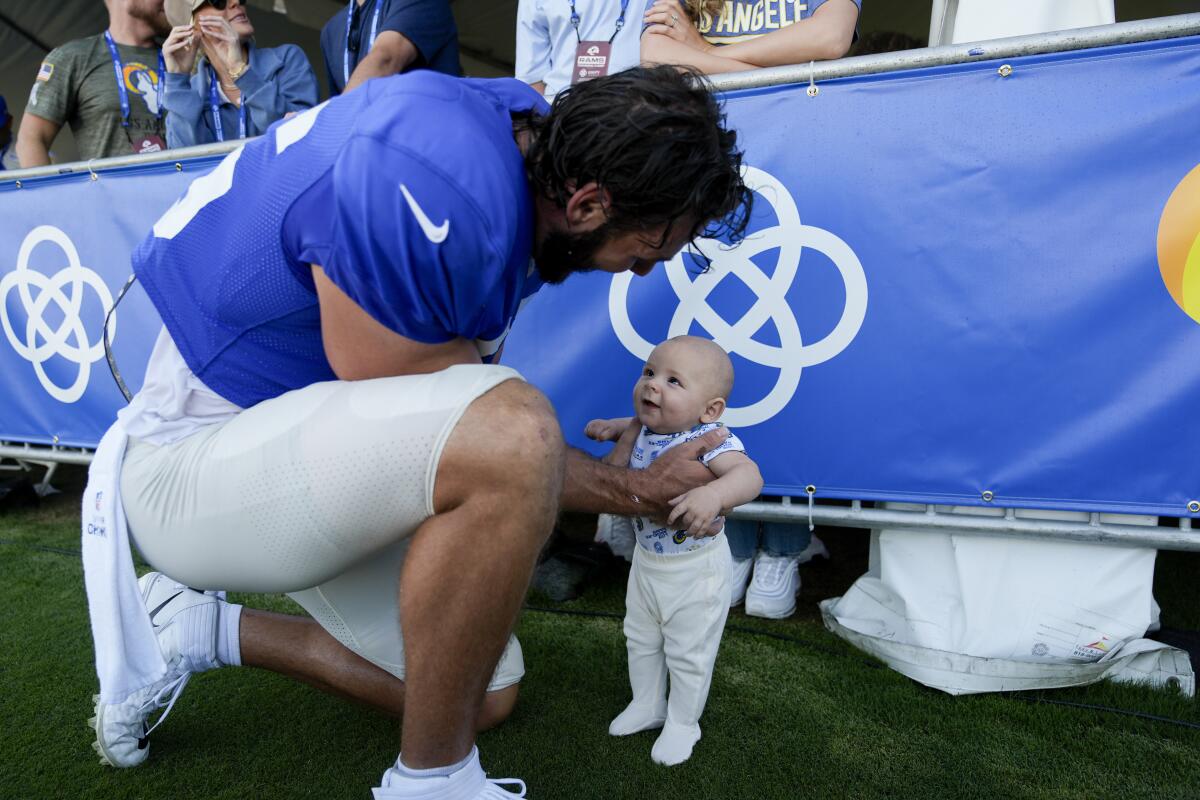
[1,225,114,403]
[608,166,867,427]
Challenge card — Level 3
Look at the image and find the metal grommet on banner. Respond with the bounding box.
[805,484,817,531]
[175,162,183,171]
[87,160,99,181]
[998,64,1013,78]
[806,60,819,97]
[981,490,995,502]
[14,180,21,189]
[1188,500,1200,514]
[52,435,60,444]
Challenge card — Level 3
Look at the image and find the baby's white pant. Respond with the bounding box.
[623,532,732,727]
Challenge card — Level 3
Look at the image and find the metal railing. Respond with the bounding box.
[709,12,1200,91]
[729,501,1197,551]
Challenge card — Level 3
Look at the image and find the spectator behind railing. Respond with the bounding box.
[641,0,860,73]
[160,0,318,149]
[321,0,460,95]
[0,96,18,171]
[516,0,653,100]
[17,0,173,167]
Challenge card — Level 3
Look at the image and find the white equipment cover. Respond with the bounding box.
[823,507,1195,696]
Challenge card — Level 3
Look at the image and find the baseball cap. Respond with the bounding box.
[165,0,223,27]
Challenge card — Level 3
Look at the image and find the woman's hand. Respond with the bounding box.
[162,24,199,74]
[643,0,713,53]
[197,15,247,77]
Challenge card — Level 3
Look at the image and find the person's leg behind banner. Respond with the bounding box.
[746,520,824,619]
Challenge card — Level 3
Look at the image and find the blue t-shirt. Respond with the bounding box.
[321,0,460,95]
[134,72,548,408]
[697,0,861,46]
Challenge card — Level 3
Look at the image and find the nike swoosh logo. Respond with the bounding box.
[400,184,449,244]
[148,591,184,628]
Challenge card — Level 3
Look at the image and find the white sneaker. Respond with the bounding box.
[90,572,221,767]
[729,555,753,607]
[745,553,801,619]
[374,747,526,798]
[796,533,830,565]
[596,513,636,562]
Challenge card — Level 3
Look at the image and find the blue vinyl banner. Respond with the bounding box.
[1,36,1198,517]
[0,158,221,447]
[503,35,1200,517]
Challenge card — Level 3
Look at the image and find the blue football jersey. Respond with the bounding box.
[135,72,548,408]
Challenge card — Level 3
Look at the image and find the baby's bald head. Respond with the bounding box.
[653,336,734,399]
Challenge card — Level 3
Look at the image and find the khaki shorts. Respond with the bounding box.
[120,364,526,691]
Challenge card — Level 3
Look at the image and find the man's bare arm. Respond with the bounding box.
[343,30,419,93]
[16,113,60,168]
[312,265,479,379]
[561,427,730,519]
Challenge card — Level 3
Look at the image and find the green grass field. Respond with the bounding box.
[2,471,1199,800]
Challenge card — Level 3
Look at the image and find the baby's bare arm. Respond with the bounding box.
[705,452,764,509]
[667,452,763,535]
[601,418,642,466]
[585,416,634,442]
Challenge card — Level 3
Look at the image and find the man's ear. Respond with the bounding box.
[564,181,610,230]
[700,397,726,424]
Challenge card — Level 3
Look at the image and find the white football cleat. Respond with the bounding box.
[90,572,220,767]
[374,747,527,798]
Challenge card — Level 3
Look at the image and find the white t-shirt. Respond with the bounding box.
[946,0,1114,44]
[119,327,241,445]
[629,422,746,555]
[516,0,652,99]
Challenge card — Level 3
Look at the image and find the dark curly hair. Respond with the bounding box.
[519,65,752,247]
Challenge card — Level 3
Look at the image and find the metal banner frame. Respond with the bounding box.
[3,13,1198,547]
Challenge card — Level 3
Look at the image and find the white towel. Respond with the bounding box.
[81,419,167,704]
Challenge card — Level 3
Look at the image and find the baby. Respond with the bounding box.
[586,335,763,765]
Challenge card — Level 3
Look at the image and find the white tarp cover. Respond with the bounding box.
[824,508,1195,696]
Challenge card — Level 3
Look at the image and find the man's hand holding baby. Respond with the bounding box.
[634,427,730,528]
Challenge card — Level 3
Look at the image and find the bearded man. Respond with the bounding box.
[84,65,750,799]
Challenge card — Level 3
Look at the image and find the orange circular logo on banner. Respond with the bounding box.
[1158,163,1200,324]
